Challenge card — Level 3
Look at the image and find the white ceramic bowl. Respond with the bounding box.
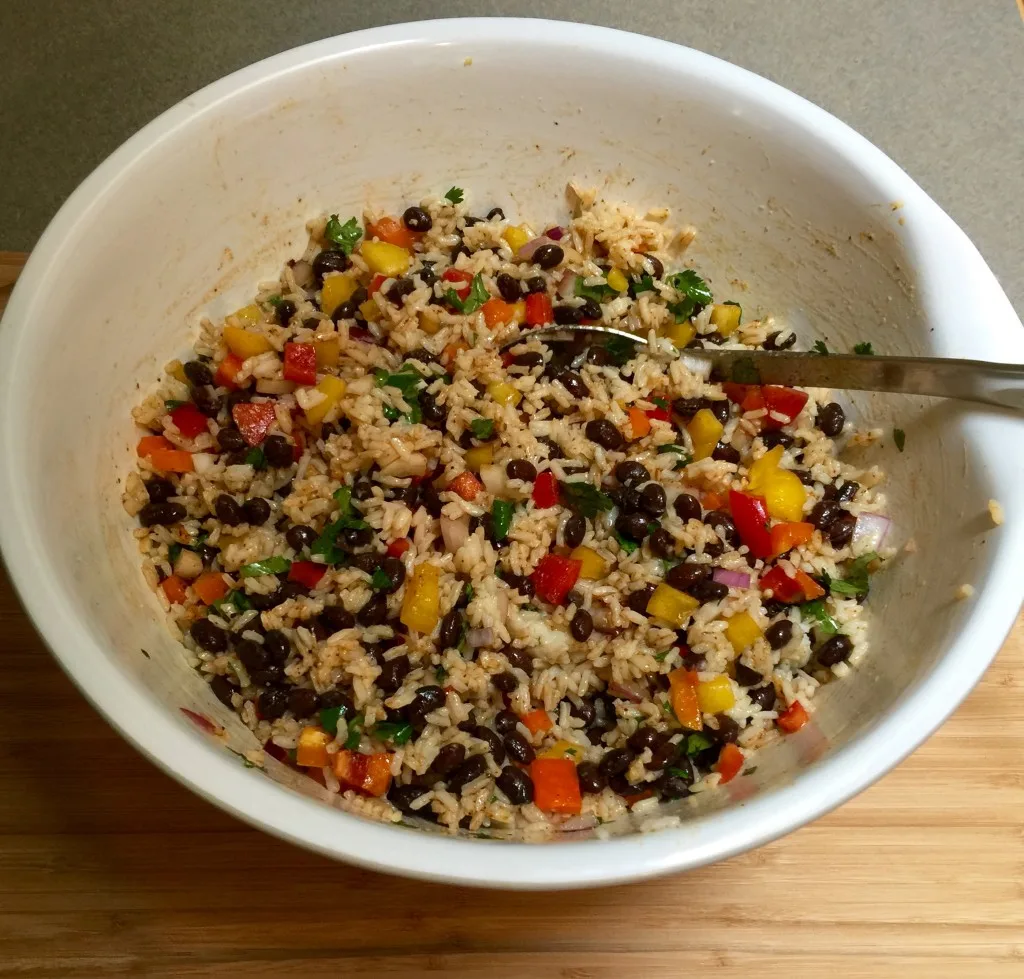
[2,19,1022,889]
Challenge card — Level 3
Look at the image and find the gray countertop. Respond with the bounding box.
[2,0,1021,311]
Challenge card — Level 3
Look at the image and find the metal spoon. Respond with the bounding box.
[501,324,1024,412]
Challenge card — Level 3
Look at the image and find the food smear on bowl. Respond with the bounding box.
[122,186,896,837]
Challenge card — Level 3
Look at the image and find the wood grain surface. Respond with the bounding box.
[1,252,1022,977]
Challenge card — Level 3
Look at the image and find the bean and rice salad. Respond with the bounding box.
[124,184,895,838]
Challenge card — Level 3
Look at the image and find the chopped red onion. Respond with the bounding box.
[516,235,554,261]
[712,568,752,590]
[466,627,494,648]
[556,272,578,300]
[558,813,598,832]
[440,513,470,552]
[852,512,891,551]
[607,679,648,704]
[544,226,566,241]
[479,464,506,496]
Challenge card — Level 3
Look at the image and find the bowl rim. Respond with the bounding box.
[2,17,1023,889]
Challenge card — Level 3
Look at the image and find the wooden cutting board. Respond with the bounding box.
[0,251,1021,978]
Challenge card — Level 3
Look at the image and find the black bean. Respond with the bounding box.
[350,551,382,576]
[671,493,701,523]
[242,497,271,526]
[817,402,846,437]
[270,580,307,607]
[554,370,589,399]
[235,639,269,674]
[828,512,857,549]
[672,397,705,419]
[412,686,446,716]
[714,715,741,744]
[358,592,389,627]
[503,573,535,599]
[286,687,318,719]
[570,609,594,641]
[312,249,349,284]
[763,330,796,351]
[484,207,504,221]
[331,298,358,322]
[436,609,461,650]
[389,783,428,815]
[640,483,667,517]
[250,663,283,688]
[616,511,651,542]
[285,524,316,552]
[628,726,660,754]
[431,743,466,778]
[579,298,602,320]
[760,430,795,450]
[492,671,518,694]
[612,462,646,488]
[734,661,764,687]
[704,511,739,547]
[809,500,841,530]
[269,299,294,326]
[553,304,583,326]
[212,495,242,527]
[377,654,411,694]
[816,634,853,667]
[649,738,678,769]
[627,583,657,615]
[504,647,532,672]
[495,272,521,303]
[750,683,777,711]
[262,630,290,663]
[263,435,294,469]
[712,443,741,464]
[533,243,564,270]
[522,275,546,294]
[402,205,432,232]
[216,427,246,453]
[181,360,213,388]
[641,254,664,278]
[762,601,788,621]
[656,774,693,801]
[648,528,675,558]
[830,480,860,503]
[314,607,351,639]
[586,419,624,451]
[341,526,373,548]
[378,557,406,593]
[145,477,175,503]
[386,277,416,305]
[506,459,537,483]
[197,544,219,566]
[189,618,227,653]
[764,619,794,650]
[417,391,447,430]
[476,727,506,765]
[501,731,535,767]
[576,762,606,795]
[258,687,288,720]
[703,540,725,559]
[562,514,586,549]
[708,399,730,425]
[139,502,186,527]
[538,437,564,461]
[610,485,641,514]
[510,351,543,370]
[691,578,729,603]
[447,754,489,793]
[664,563,706,594]
[209,674,236,707]
[496,767,534,805]
[493,710,518,737]
[599,748,632,777]
[191,384,224,417]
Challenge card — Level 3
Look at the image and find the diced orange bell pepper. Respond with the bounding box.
[530,758,582,815]
[627,406,651,440]
[214,352,245,390]
[668,668,703,731]
[137,435,194,473]
[296,726,331,768]
[793,569,825,600]
[442,340,469,368]
[770,521,816,557]
[715,742,744,784]
[482,297,523,329]
[519,708,553,735]
[702,491,726,511]
[449,471,483,501]
[778,701,809,733]
[333,750,393,796]
[367,216,418,250]
[192,571,229,605]
[160,574,188,604]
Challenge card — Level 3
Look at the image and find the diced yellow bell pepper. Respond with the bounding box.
[487,381,522,408]
[571,545,608,581]
[646,583,700,627]
[230,303,264,327]
[747,446,807,521]
[320,273,359,316]
[710,302,742,336]
[502,225,531,254]
[223,325,274,359]
[418,308,442,335]
[747,446,785,494]
[359,298,381,323]
[313,338,340,369]
[400,563,440,634]
[463,444,494,471]
[687,408,724,461]
[606,268,629,293]
[361,241,411,276]
[697,675,736,714]
[303,375,347,425]
[537,740,583,761]
[724,611,763,653]
[295,726,331,768]
[659,321,697,349]
[167,360,187,384]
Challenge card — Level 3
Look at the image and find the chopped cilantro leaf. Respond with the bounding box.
[333,485,352,516]
[435,665,448,683]
[240,556,292,578]
[853,341,875,355]
[631,274,655,294]
[168,542,182,564]
[605,334,636,367]
[382,404,401,422]
[574,277,615,302]
[444,186,464,204]
[651,397,669,409]
[893,428,906,452]
[685,732,714,756]
[830,552,879,597]
[812,339,830,356]
[463,582,474,602]
[343,714,364,749]
[615,531,639,555]
[372,721,413,745]
[211,590,252,614]
[445,273,489,314]
[559,481,613,519]
[244,447,266,470]
[470,417,495,440]
[324,214,362,255]
[370,567,393,590]
[265,294,283,307]
[666,269,713,307]
[801,599,839,635]
[164,399,186,410]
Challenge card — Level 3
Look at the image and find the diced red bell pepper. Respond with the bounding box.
[729,490,773,559]
[367,216,418,250]
[282,342,317,385]
[530,758,582,815]
[759,565,825,603]
[524,292,553,327]
[368,273,387,296]
[291,429,305,463]
[532,470,559,508]
[769,521,816,557]
[288,561,327,589]
[531,554,583,605]
[214,352,245,390]
[441,268,473,299]
[762,386,809,429]
[449,471,483,501]
[722,383,764,413]
[778,701,809,734]
[231,401,277,446]
[646,405,671,422]
[386,538,411,559]
[160,574,188,604]
[333,750,392,796]
[169,403,209,439]
[715,742,744,784]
